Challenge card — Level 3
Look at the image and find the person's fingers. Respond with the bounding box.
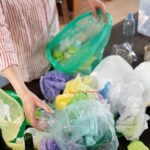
[91,6,98,19]
[25,105,43,131]
[26,107,44,131]
[97,2,107,22]
[37,100,54,114]
[92,8,98,19]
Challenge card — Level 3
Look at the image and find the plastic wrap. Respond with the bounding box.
[111,42,137,64]
[128,140,149,150]
[124,62,150,106]
[55,75,99,110]
[37,100,118,150]
[108,80,149,140]
[91,55,133,89]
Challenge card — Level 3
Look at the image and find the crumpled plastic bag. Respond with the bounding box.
[111,42,137,64]
[64,75,92,94]
[55,94,74,110]
[91,55,133,90]
[108,80,149,140]
[124,62,150,106]
[37,100,119,150]
[39,138,59,150]
[128,140,149,150]
[40,70,70,102]
[55,75,99,110]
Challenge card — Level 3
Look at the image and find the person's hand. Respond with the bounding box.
[21,90,53,130]
[2,65,53,130]
[87,0,107,21]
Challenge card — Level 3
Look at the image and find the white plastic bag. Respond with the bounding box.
[90,55,133,89]
[138,0,150,37]
[108,80,149,140]
[124,62,150,106]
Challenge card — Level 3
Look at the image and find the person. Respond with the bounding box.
[0,0,106,130]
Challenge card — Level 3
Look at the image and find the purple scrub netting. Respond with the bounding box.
[40,70,70,102]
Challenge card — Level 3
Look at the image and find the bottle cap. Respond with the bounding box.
[127,13,134,20]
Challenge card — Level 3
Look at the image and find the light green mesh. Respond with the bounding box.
[0,89,24,142]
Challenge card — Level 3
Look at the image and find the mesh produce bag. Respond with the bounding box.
[0,89,24,142]
[46,11,112,75]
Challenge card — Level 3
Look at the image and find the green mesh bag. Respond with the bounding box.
[46,11,112,75]
[0,89,24,142]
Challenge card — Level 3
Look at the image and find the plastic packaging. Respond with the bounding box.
[123,13,136,46]
[63,75,92,94]
[124,62,150,106]
[111,42,137,64]
[46,11,112,75]
[108,80,149,140]
[128,140,149,150]
[55,75,99,110]
[90,55,133,89]
[39,138,59,150]
[38,100,119,150]
[0,89,24,142]
[138,0,150,37]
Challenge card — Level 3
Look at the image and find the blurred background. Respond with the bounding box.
[57,0,138,26]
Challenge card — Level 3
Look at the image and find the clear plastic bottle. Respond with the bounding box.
[123,13,136,46]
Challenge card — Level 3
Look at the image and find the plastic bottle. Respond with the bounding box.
[24,133,35,150]
[123,13,136,46]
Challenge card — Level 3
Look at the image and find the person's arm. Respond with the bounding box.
[0,4,52,130]
[86,0,107,21]
[2,66,53,130]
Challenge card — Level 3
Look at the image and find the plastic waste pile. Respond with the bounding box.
[108,80,149,140]
[55,74,101,110]
[28,100,119,150]
[34,55,150,150]
[91,56,150,140]
[1,55,150,150]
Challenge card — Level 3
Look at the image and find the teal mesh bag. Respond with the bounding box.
[46,11,112,75]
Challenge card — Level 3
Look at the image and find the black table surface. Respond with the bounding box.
[2,14,150,149]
